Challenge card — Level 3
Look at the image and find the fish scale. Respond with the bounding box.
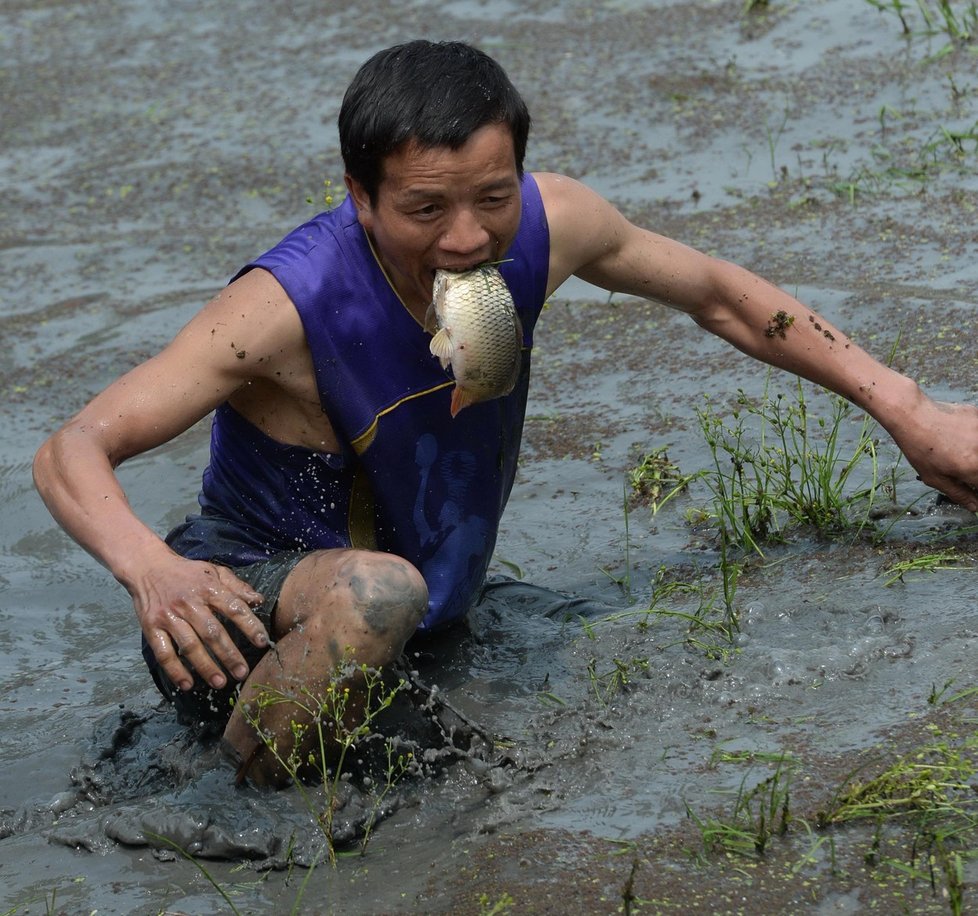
[425,264,523,417]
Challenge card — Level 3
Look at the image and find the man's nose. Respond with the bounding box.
[440,208,490,258]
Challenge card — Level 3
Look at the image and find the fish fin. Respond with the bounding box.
[450,385,476,417]
[423,301,439,335]
[429,327,455,369]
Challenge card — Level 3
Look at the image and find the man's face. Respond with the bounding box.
[345,123,523,316]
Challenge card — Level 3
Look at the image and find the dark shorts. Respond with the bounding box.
[142,550,307,727]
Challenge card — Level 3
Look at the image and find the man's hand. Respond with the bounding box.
[131,556,269,692]
[887,395,978,514]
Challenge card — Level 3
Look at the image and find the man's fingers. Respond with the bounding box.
[139,563,273,690]
[215,565,263,605]
[186,605,252,684]
[212,568,270,649]
[926,475,978,513]
[148,626,196,693]
[158,603,250,688]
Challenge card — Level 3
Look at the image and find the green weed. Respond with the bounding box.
[582,563,741,661]
[585,655,650,708]
[600,481,636,599]
[685,727,978,913]
[880,548,974,586]
[765,107,791,183]
[816,733,978,914]
[686,754,794,858]
[695,380,888,555]
[305,177,338,209]
[709,747,797,767]
[627,446,701,516]
[929,678,978,705]
[817,739,978,827]
[866,0,978,40]
[0,879,91,916]
[146,832,251,916]
[478,891,516,915]
[240,657,414,865]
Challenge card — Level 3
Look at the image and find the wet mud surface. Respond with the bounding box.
[5,0,978,913]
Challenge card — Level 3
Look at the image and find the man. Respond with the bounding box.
[32,40,978,785]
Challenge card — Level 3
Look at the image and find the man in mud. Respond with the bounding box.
[33,40,978,786]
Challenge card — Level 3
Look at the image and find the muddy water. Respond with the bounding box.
[4,0,978,912]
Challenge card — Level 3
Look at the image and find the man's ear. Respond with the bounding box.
[344,174,371,222]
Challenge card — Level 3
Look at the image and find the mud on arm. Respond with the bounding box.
[31,271,302,688]
[537,171,978,511]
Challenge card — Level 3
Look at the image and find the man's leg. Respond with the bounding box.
[223,547,428,786]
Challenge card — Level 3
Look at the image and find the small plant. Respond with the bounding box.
[306,177,339,209]
[600,481,636,598]
[148,832,250,916]
[929,678,978,705]
[478,892,515,915]
[581,563,741,661]
[585,656,650,708]
[240,655,414,865]
[695,380,888,555]
[880,548,973,586]
[764,107,791,183]
[865,0,978,39]
[627,446,701,515]
[817,739,978,829]
[709,746,796,767]
[686,754,793,858]
[864,0,915,33]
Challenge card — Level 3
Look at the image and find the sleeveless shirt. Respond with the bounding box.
[167,174,550,629]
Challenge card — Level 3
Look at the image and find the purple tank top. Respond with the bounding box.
[169,174,550,629]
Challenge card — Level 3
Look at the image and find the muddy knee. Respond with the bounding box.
[279,550,428,661]
[342,553,428,640]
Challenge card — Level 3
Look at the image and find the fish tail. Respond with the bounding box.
[450,385,477,417]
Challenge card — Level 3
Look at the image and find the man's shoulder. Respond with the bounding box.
[211,268,306,348]
[528,171,597,227]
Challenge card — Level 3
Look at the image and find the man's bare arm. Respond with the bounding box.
[33,269,305,689]
[536,171,978,511]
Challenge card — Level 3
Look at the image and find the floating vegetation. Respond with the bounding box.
[627,445,701,516]
[880,548,976,586]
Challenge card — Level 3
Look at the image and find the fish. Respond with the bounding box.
[425,264,524,417]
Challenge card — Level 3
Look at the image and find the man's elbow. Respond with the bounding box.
[32,432,61,499]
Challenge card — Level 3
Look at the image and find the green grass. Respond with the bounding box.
[881,549,975,586]
[694,380,891,555]
[815,732,978,914]
[581,562,742,661]
[684,724,978,915]
[686,753,794,858]
[865,0,978,41]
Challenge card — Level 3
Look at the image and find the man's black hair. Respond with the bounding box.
[339,40,531,202]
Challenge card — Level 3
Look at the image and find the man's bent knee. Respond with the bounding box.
[345,552,428,638]
[278,549,428,647]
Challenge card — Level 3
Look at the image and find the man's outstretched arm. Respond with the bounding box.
[537,171,978,512]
